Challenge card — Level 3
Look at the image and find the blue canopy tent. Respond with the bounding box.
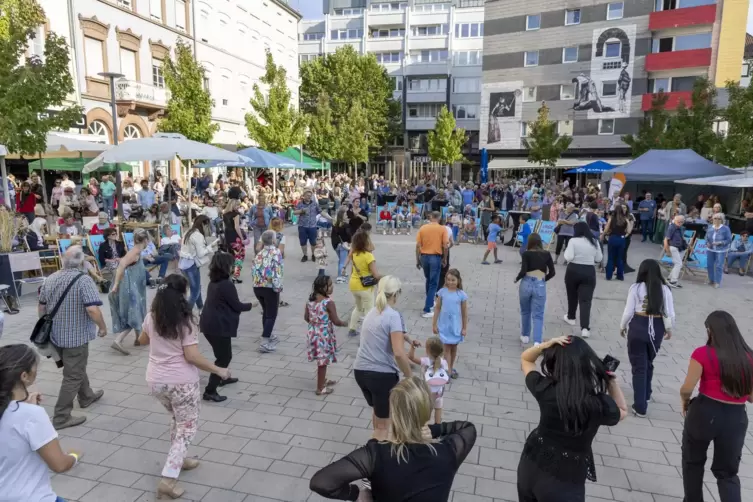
[196,146,309,192]
[564,161,614,174]
[606,149,741,181]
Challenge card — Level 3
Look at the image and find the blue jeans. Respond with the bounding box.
[627,315,665,415]
[726,252,751,271]
[519,276,546,343]
[452,225,459,242]
[641,219,653,241]
[707,251,725,285]
[421,254,442,313]
[606,235,626,280]
[144,254,173,280]
[337,244,348,276]
[103,195,114,218]
[56,497,66,502]
[182,264,203,309]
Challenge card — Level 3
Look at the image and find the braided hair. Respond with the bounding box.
[309,275,331,302]
[0,344,39,418]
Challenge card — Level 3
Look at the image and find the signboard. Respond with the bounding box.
[39,109,87,130]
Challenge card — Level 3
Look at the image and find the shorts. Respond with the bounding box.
[354,369,399,419]
[298,226,318,246]
[487,241,497,250]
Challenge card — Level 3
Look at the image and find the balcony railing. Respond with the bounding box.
[649,5,716,31]
[641,91,692,111]
[645,48,711,71]
[115,79,170,108]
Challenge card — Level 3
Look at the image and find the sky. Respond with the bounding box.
[291,0,753,36]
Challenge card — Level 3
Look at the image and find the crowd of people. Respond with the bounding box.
[0,169,752,502]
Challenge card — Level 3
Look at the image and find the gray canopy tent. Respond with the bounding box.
[606,149,742,181]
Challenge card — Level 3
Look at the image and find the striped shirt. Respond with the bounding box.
[38,269,102,348]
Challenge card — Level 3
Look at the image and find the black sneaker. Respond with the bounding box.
[203,392,228,403]
[301,255,308,262]
[631,405,647,418]
[218,378,239,387]
[668,281,682,289]
[311,255,316,262]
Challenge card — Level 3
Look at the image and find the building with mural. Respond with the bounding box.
[481,0,749,172]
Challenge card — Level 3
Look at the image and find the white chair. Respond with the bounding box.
[8,252,45,305]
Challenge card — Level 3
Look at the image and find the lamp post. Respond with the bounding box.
[99,71,125,221]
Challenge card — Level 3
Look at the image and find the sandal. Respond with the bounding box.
[325,379,338,387]
[279,300,290,307]
[451,369,459,379]
[315,387,334,395]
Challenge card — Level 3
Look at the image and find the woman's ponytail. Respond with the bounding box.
[375,275,402,313]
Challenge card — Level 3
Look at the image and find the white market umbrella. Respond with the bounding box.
[82,132,251,174]
[43,133,111,158]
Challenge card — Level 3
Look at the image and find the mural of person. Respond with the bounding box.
[618,61,631,113]
[487,90,519,144]
[572,74,615,113]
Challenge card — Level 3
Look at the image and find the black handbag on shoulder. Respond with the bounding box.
[30,274,84,346]
[352,260,377,288]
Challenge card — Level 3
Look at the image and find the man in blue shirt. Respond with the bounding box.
[137,180,155,209]
[726,229,753,275]
[461,183,475,207]
[638,192,657,242]
[481,214,503,265]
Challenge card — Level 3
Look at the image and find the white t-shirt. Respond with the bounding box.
[0,402,58,502]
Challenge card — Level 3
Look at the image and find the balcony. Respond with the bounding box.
[404,61,450,76]
[114,79,169,116]
[645,48,711,71]
[641,91,692,111]
[367,37,404,53]
[410,36,448,51]
[368,11,406,26]
[406,117,437,130]
[649,5,716,31]
[406,91,447,103]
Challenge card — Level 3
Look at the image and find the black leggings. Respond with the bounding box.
[204,335,232,394]
[555,235,570,256]
[682,394,748,502]
[564,263,596,330]
[253,287,280,339]
[517,456,585,502]
[439,248,450,289]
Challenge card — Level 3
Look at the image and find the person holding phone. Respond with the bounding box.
[619,259,675,418]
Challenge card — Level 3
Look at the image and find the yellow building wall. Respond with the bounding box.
[715,0,750,86]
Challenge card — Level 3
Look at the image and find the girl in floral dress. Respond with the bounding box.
[304,275,347,395]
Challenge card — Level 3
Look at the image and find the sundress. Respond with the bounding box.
[306,298,337,366]
[109,257,147,333]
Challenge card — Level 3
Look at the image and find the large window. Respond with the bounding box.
[84,36,104,77]
[674,33,712,51]
[407,103,444,118]
[605,41,622,58]
[371,28,405,38]
[522,86,537,102]
[454,22,483,38]
[408,78,447,92]
[374,51,402,63]
[302,32,325,41]
[410,50,449,63]
[152,58,164,88]
[453,50,481,66]
[412,25,450,37]
[390,76,403,91]
[331,29,363,40]
[607,2,624,20]
[602,81,618,97]
[88,120,110,144]
[560,84,575,100]
[453,77,480,93]
[565,9,581,25]
[598,119,615,135]
[149,0,162,20]
[451,104,479,119]
[671,76,698,92]
[526,14,541,31]
[524,51,539,67]
[175,0,186,31]
[562,46,578,63]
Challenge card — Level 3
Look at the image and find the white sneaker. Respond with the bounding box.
[563,315,576,326]
[421,311,434,318]
[520,336,529,344]
[533,342,541,348]
[581,329,590,338]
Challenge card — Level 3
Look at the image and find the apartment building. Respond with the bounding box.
[37,0,300,177]
[481,0,749,170]
[300,0,485,167]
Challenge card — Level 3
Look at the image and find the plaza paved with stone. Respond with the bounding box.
[3,225,753,502]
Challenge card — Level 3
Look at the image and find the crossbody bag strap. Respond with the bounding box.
[48,274,84,318]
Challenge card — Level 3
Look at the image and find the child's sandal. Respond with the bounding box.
[325,379,338,387]
[316,387,334,395]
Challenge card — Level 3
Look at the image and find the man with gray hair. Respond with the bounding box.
[38,245,108,429]
[664,214,687,288]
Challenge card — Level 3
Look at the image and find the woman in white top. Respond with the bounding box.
[619,259,674,418]
[563,221,603,338]
[179,215,218,311]
[0,345,82,502]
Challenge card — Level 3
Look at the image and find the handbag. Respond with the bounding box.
[30,273,84,346]
[352,259,377,288]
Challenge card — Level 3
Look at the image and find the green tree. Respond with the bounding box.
[622,92,671,157]
[664,77,719,159]
[338,100,369,175]
[159,39,218,143]
[246,50,307,152]
[0,0,82,155]
[522,103,572,168]
[299,45,400,156]
[305,93,338,164]
[428,105,466,168]
[715,81,753,168]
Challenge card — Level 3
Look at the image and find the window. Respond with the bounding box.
[374,52,402,63]
[526,14,541,31]
[88,120,110,143]
[150,0,162,20]
[671,76,698,92]
[407,103,444,118]
[605,41,621,58]
[152,58,164,88]
[390,76,403,91]
[558,120,573,136]
[560,84,575,100]
[300,54,321,63]
[371,28,405,38]
[29,25,44,60]
[652,37,673,53]
[453,77,480,93]
[410,50,448,63]
[175,0,186,30]
[524,51,539,67]
[84,37,104,77]
[520,122,528,137]
[331,29,363,40]
[116,0,133,9]
[598,119,615,135]
[565,9,581,25]
[371,2,407,12]
[408,78,447,91]
[452,104,479,119]
[413,3,449,12]
[303,32,325,41]
[607,2,624,20]
[563,46,578,63]
[652,77,669,92]
[522,86,537,102]
[454,23,483,38]
[602,81,617,97]
[334,7,363,15]
[674,33,712,51]
[743,63,751,78]
[412,25,450,37]
[453,50,481,66]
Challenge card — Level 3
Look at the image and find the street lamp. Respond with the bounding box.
[98,71,125,221]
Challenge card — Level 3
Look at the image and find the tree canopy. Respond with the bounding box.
[158,39,218,143]
[715,81,753,168]
[522,103,572,167]
[0,0,82,155]
[428,105,466,166]
[622,93,671,157]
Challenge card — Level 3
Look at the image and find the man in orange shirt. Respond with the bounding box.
[416,211,449,318]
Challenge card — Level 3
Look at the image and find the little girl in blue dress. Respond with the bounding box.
[432,269,468,379]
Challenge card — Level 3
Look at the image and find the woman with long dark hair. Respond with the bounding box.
[138,274,230,499]
[515,233,555,347]
[518,336,627,501]
[0,345,83,501]
[603,203,633,280]
[563,221,603,338]
[619,259,674,417]
[680,311,753,502]
[179,215,218,311]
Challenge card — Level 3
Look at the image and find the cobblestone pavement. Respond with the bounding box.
[3,226,753,502]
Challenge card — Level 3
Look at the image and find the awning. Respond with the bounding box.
[277,147,330,171]
[675,172,753,187]
[488,157,630,170]
[607,149,741,181]
[564,161,614,174]
[28,157,132,173]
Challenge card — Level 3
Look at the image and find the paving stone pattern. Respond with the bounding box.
[3,226,753,502]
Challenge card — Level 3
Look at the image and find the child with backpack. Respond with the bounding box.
[409,336,450,424]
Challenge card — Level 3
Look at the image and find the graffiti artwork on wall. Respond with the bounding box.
[480,82,523,149]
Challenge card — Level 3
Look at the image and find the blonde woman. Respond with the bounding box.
[222,199,245,282]
[353,276,418,441]
[310,376,477,501]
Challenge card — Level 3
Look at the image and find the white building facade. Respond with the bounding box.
[37,0,300,178]
[299,0,484,164]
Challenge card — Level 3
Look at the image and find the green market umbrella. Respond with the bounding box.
[28,157,132,173]
[277,147,330,171]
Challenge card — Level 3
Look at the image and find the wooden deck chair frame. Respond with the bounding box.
[537,221,557,250]
[87,234,106,269]
[23,237,60,273]
[514,219,540,249]
[8,251,46,305]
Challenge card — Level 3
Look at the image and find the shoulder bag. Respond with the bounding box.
[352,258,378,288]
[30,273,84,346]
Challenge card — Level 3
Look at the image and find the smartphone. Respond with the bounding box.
[603,355,620,373]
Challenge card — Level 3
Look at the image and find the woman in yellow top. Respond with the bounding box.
[348,231,382,338]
